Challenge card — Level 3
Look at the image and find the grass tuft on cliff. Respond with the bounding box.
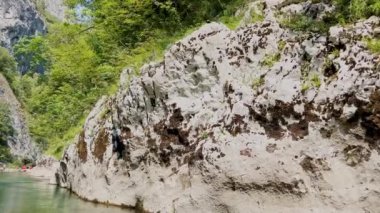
[366,38,380,54]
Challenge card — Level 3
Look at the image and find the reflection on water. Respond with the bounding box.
[0,173,134,213]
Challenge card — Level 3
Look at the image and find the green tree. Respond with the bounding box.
[0,47,16,73]
[0,104,14,163]
[14,36,50,74]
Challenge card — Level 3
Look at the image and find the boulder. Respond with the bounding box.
[56,2,380,213]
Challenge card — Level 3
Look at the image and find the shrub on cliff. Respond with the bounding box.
[280,0,380,33]
[14,35,50,74]
[0,47,16,74]
[0,103,14,163]
[333,0,380,23]
[66,0,246,48]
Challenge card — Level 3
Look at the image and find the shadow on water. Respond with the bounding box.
[0,172,135,213]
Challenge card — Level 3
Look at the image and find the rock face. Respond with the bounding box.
[0,0,44,160]
[56,1,380,212]
[0,0,45,50]
[35,0,66,21]
[0,74,39,160]
[44,0,66,21]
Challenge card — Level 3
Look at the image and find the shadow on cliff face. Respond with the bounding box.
[363,89,380,151]
[320,89,380,153]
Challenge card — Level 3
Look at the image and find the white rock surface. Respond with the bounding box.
[35,0,67,21]
[43,0,66,21]
[56,2,380,213]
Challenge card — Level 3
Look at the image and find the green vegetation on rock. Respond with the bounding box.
[0,47,16,75]
[280,0,380,34]
[251,2,265,23]
[333,0,380,23]
[0,48,16,163]
[0,104,14,163]
[14,36,50,74]
[366,38,380,54]
[251,76,265,89]
[261,53,281,68]
[280,14,330,33]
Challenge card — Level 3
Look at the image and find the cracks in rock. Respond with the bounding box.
[300,155,330,177]
[224,177,307,196]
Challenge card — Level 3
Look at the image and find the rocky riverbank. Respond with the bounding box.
[0,157,58,184]
[25,157,58,183]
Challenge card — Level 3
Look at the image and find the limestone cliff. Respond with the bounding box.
[0,74,39,160]
[56,1,380,212]
[34,0,67,21]
[0,0,45,50]
[0,0,45,160]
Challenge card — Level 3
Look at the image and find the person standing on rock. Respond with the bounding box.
[111,126,125,159]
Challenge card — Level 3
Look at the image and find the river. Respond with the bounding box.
[0,172,134,213]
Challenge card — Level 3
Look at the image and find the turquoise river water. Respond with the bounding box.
[0,172,134,213]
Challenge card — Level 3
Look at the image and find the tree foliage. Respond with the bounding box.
[13,23,117,156]
[14,36,50,74]
[0,47,16,73]
[0,104,14,163]
[67,0,246,48]
[333,0,380,23]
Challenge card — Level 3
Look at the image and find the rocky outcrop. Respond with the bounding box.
[56,1,380,212]
[0,0,46,74]
[0,0,45,50]
[44,0,66,21]
[34,0,67,21]
[0,74,39,160]
[0,0,45,161]
[26,156,59,182]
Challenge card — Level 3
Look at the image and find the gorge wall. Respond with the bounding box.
[0,0,45,160]
[0,0,45,49]
[56,1,380,212]
[34,0,67,21]
[0,73,39,160]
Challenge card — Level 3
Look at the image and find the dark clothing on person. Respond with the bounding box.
[112,128,125,159]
